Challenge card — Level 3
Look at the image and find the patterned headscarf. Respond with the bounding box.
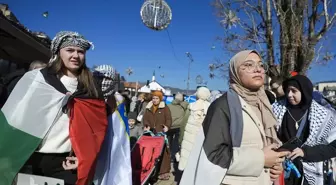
[49,31,94,63]
[93,65,117,100]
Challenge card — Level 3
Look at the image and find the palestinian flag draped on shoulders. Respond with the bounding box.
[0,68,108,185]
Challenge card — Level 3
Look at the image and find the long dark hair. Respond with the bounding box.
[48,55,99,98]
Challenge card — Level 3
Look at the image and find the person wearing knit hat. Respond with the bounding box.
[167,92,189,165]
[152,90,164,101]
[178,86,211,171]
[142,90,172,180]
[196,87,211,101]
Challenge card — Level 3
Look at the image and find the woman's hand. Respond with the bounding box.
[62,156,78,170]
[270,163,283,181]
[144,125,150,131]
[162,125,168,132]
[288,148,304,160]
[263,144,289,168]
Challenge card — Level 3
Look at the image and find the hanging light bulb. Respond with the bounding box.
[140,0,172,31]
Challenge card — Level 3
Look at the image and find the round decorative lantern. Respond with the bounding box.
[140,0,172,31]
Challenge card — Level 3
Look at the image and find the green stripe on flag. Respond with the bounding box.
[0,110,41,185]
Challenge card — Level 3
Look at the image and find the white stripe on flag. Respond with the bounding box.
[2,70,66,138]
[94,112,132,185]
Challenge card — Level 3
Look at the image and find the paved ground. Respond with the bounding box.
[154,173,176,185]
[154,163,178,185]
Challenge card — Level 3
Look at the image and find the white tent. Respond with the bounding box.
[138,71,167,94]
[138,85,151,93]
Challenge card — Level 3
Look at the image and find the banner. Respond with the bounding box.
[16,173,64,185]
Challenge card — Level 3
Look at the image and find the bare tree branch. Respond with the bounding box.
[308,0,319,40]
[272,0,283,18]
[314,45,323,63]
[314,0,336,41]
[212,0,335,79]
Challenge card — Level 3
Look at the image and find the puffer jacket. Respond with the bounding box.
[178,99,210,170]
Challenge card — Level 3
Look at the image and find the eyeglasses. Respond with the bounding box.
[240,60,268,73]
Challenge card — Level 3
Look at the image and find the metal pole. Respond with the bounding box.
[185,52,194,95]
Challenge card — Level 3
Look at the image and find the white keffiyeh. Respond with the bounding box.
[92,65,117,99]
[273,100,336,185]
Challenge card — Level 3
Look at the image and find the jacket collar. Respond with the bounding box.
[239,96,266,140]
[146,101,165,110]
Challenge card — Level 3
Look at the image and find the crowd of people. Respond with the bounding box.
[0,30,336,185]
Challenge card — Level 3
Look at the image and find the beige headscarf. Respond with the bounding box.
[229,50,280,145]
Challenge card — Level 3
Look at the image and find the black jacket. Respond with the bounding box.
[0,69,26,107]
[3,69,26,95]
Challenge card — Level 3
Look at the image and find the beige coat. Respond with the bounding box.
[222,97,272,185]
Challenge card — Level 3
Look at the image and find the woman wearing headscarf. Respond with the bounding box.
[273,75,336,185]
[143,90,172,180]
[179,50,289,185]
[178,87,211,171]
[0,31,107,185]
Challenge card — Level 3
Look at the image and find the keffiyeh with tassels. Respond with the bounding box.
[273,100,336,185]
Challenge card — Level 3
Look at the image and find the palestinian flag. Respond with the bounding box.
[0,68,107,185]
[93,93,132,185]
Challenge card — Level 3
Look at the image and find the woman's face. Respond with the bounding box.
[59,46,86,75]
[238,53,265,91]
[152,96,160,105]
[286,86,302,105]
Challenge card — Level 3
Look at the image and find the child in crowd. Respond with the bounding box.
[128,112,143,148]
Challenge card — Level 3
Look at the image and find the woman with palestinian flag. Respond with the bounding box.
[0,31,108,185]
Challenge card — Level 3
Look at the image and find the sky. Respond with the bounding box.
[5,0,336,90]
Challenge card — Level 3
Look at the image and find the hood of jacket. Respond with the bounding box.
[171,99,189,109]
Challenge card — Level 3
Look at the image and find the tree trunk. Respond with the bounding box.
[265,0,275,68]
